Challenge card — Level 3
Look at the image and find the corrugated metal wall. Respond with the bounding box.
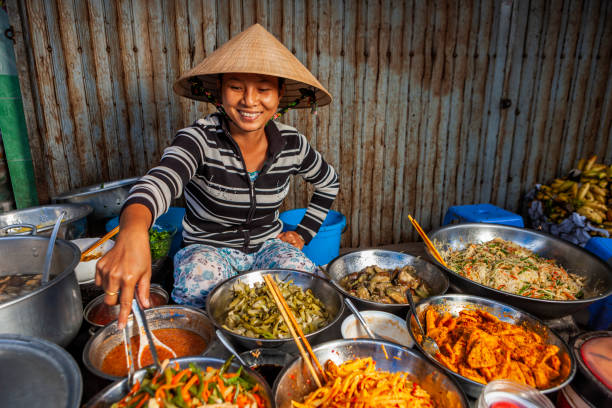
[6,0,612,247]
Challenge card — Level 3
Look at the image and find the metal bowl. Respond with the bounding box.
[206,269,344,351]
[326,249,449,313]
[83,284,169,328]
[427,223,612,319]
[52,177,139,220]
[0,203,92,239]
[406,294,576,398]
[83,305,214,381]
[273,338,469,408]
[84,356,274,408]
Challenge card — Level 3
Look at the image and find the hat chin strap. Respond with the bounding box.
[189,77,318,123]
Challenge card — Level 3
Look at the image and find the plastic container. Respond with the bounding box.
[476,379,554,408]
[105,206,185,259]
[443,204,525,227]
[279,208,346,266]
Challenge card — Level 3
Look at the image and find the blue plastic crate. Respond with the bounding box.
[585,237,612,330]
[443,204,524,227]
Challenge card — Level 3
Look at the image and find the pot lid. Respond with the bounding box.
[0,334,82,407]
[580,333,612,392]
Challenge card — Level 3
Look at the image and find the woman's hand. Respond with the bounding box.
[277,231,305,250]
[95,204,152,329]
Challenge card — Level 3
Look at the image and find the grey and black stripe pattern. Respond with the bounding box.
[124,113,339,253]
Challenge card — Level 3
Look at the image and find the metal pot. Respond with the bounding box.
[0,236,82,346]
[52,177,139,219]
[0,203,92,239]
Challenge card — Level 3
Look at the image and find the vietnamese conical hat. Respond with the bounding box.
[173,23,331,108]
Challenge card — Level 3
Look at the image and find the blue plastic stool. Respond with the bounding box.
[443,204,524,227]
[280,209,346,266]
[585,237,612,330]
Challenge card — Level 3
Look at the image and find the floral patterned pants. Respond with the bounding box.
[171,238,316,307]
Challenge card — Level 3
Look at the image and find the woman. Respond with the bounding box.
[96,24,339,328]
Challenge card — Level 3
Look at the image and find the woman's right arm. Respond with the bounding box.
[95,203,152,328]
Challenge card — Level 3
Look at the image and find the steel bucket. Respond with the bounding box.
[0,203,92,239]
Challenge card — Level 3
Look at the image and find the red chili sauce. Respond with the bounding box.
[88,292,167,326]
[101,328,207,377]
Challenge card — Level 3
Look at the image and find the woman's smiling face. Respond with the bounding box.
[220,73,283,134]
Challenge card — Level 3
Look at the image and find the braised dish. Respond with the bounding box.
[338,264,431,304]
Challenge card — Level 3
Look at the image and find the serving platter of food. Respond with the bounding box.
[407,294,576,398]
[426,223,612,318]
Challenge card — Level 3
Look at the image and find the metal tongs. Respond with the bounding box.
[123,298,176,386]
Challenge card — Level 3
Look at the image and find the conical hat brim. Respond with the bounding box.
[173,24,331,109]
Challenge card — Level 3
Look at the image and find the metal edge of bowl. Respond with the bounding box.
[405,293,578,398]
[205,269,345,346]
[272,337,470,408]
[426,223,612,306]
[84,356,274,408]
[325,248,450,310]
[0,333,83,408]
[82,304,215,381]
[35,204,94,232]
[83,284,169,328]
[52,177,140,200]
[569,330,612,404]
[0,237,81,309]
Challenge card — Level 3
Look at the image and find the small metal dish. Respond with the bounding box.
[206,269,344,352]
[83,284,169,328]
[406,294,576,398]
[326,249,449,314]
[83,305,214,381]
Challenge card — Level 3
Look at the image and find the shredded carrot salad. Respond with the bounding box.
[441,238,585,300]
[111,359,266,408]
[292,357,434,408]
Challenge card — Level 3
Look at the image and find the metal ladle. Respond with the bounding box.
[344,298,382,340]
[216,329,248,366]
[407,290,440,356]
[41,211,66,285]
[131,298,177,369]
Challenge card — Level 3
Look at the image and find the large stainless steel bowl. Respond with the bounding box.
[406,294,576,398]
[326,249,449,313]
[83,305,215,381]
[0,236,82,346]
[52,177,139,219]
[427,223,612,319]
[206,269,345,351]
[84,356,274,408]
[274,338,469,408]
[0,203,92,239]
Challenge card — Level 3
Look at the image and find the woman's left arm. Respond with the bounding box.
[291,134,340,245]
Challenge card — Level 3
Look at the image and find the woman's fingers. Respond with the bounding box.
[117,281,136,330]
[136,273,151,308]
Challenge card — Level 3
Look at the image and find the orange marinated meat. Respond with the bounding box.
[414,307,570,389]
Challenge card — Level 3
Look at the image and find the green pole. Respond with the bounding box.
[0,6,38,208]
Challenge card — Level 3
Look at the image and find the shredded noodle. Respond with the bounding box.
[292,357,434,408]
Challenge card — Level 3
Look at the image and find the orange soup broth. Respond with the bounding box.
[101,328,207,377]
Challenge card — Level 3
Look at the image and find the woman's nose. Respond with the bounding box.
[241,86,258,106]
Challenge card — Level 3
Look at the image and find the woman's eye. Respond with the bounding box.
[230,86,242,90]
[258,88,271,92]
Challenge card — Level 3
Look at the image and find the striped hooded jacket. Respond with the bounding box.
[123,113,339,253]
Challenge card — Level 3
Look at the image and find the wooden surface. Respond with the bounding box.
[7,0,612,247]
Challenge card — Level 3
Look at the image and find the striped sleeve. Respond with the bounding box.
[294,134,340,244]
[122,127,206,221]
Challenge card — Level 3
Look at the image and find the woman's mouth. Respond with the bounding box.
[238,110,262,121]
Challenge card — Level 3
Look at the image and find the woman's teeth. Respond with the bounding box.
[239,111,260,119]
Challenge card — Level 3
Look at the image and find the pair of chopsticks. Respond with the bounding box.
[80,225,120,261]
[262,275,326,388]
[408,215,448,268]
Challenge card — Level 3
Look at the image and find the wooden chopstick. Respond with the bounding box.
[80,225,120,261]
[408,215,449,267]
[262,275,324,387]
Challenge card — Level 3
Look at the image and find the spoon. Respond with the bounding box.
[41,211,66,285]
[216,329,248,366]
[131,298,177,369]
[406,290,440,355]
[344,298,381,340]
